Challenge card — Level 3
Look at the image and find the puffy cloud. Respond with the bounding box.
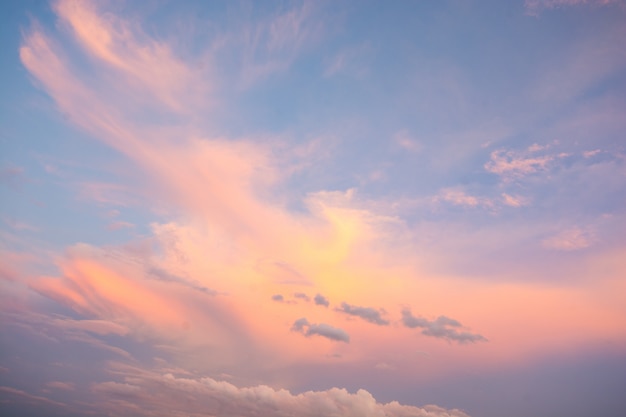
[272,294,285,302]
[314,293,330,307]
[484,148,557,180]
[87,364,471,417]
[401,309,487,344]
[291,318,350,343]
[336,302,389,326]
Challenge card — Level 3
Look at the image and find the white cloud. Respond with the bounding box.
[90,365,472,417]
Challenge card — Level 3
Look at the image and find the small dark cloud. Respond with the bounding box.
[401,309,487,344]
[336,302,389,325]
[314,293,329,307]
[271,294,284,302]
[293,292,310,302]
[291,318,349,343]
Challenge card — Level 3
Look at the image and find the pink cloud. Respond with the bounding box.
[52,0,207,112]
[88,363,471,417]
[485,149,554,178]
[542,227,593,250]
[14,0,626,401]
[501,193,529,207]
[434,187,495,209]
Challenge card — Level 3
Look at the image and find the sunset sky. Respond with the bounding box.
[1,1,625,416]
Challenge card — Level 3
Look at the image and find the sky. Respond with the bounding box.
[1,0,625,416]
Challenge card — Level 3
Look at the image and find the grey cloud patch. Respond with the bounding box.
[291,318,350,343]
[401,309,487,344]
[336,302,389,325]
[272,294,284,302]
[314,293,330,307]
[147,267,217,295]
[293,292,310,301]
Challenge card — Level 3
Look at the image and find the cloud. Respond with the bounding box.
[45,381,75,391]
[484,148,556,180]
[401,309,487,344]
[394,129,422,153]
[435,187,494,209]
[107,221,135,231]
[314,293,330,307]
[85,363,472,417]
[237,2,324,87]
[51,0,206,112]
[294,292,310,301]
[324,43,373,79]
[542,227,593,250]
[272,294,284,302]
[0,165,24,186]
[291,318,350,343]
[501,193,529,208]
[525,0,623,15]
[0,386,65,407]
[336,302,389,326]
[147,266,218,295]
[583,149,602,158]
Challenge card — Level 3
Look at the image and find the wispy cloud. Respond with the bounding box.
[542,227,593,250]
[525,0,624,15]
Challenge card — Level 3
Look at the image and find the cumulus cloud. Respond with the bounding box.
[336,302,389,325]
[401,309,487,344]
[272,294,285,302]
[87,364,472,417]
[314,293,330,307]
[291,318,350,343]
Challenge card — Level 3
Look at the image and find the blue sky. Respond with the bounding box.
[1,1,626,417]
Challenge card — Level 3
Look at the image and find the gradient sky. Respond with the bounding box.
[1,1,626,416]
